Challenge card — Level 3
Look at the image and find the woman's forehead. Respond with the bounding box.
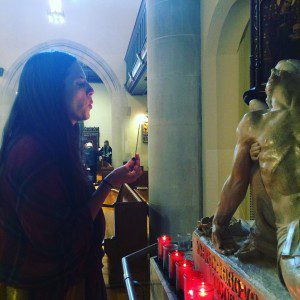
[66,61,86,80]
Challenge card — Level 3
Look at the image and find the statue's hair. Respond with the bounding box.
[277,59,300,77]
[266,60,300,108]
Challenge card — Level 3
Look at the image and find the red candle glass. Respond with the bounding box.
[183,270,204,295]
[157,235,171,260]
[168,250,185,282]
[175,259,194,292]
[163,243,178,272]
[184,282,214,300]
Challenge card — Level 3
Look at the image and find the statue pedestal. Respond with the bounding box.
[192,230,291,299]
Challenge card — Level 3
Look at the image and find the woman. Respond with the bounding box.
[0,51,142,299]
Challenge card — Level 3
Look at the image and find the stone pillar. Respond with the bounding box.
[147,0,202,241]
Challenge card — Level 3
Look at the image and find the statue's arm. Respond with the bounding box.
[212,114,254,254]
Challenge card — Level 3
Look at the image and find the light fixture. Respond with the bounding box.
[48,0,65,24]
[133,113,148,156]
[136,113,148,125]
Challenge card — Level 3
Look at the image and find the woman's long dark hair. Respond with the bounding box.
[0,51,90,203]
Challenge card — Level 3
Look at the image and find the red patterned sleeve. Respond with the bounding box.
[5,136,94,278]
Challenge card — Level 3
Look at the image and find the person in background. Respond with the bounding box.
[99,140,112,165]
[0,51,142,299]
[83,142,98,183]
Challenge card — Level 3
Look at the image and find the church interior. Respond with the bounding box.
[0,0,299,299]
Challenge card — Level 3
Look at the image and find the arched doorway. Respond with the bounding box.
[202,0,251,217]
[0,39,127,166]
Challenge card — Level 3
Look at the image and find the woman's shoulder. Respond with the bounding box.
[9,135,45,160]
[6,135,53,173]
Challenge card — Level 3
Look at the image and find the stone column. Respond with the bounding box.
[147,0,202,241]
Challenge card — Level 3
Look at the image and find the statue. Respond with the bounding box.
[212,59,300,299]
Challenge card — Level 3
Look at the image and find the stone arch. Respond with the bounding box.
[0,39,127,165]
[202,0,250,216]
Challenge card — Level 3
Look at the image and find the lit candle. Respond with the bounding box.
[163,243,178,272]
[157,235,171,261]
[175,259,194,292]
[184,282,214,300]
[183,270,204,296]
[168,250,185,283]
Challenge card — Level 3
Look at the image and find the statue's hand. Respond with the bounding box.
[212,224,238,255]
[250,142,261,161]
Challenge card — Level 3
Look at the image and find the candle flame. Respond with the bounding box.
[162,235,167,241]
[188,290,194,296]
[199,287,207,297]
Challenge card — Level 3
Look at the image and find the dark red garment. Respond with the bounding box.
[0,136,106,298]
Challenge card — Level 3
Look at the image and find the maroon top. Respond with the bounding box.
[0,135,105,294]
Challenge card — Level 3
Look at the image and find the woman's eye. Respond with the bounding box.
[76,82,86,88]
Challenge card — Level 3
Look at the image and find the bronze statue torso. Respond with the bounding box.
[248,109,300,248]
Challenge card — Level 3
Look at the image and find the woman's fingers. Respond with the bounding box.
[125,154,141,171]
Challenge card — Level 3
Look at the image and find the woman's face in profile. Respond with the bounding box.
[64,61,94,124]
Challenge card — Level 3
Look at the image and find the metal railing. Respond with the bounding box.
[122,243,157,300]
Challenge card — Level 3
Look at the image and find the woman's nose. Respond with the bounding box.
[86,82,94,96]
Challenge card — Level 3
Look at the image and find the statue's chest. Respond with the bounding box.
[258,126,300,190]
[257,124,295,176]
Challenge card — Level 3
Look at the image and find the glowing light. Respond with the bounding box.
[188,289,194,296]
[49,0,62,12]
[183,263,187,267]
[136,113,148,125]
[48,12,65,24]
[199,287,207,296]
[48,0,65,24]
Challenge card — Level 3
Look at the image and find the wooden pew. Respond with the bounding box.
[104,183,148,285]
[128,170,148,189]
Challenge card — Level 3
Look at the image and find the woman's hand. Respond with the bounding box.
[250,142,261,161]
[105,154,143,189]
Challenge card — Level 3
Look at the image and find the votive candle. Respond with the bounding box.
[184,282,214,300]
[183,270,204,296]
[175,259,194,292]
[157,235,171,260]
[168,250,185,282]
[163,243,178,272]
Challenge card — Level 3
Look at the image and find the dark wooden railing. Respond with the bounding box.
[104,183,148,284]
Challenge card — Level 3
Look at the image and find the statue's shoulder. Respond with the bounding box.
[242,111,265,124]
[237,111,264,140]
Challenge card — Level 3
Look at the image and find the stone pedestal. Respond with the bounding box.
[192,230,292,300]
